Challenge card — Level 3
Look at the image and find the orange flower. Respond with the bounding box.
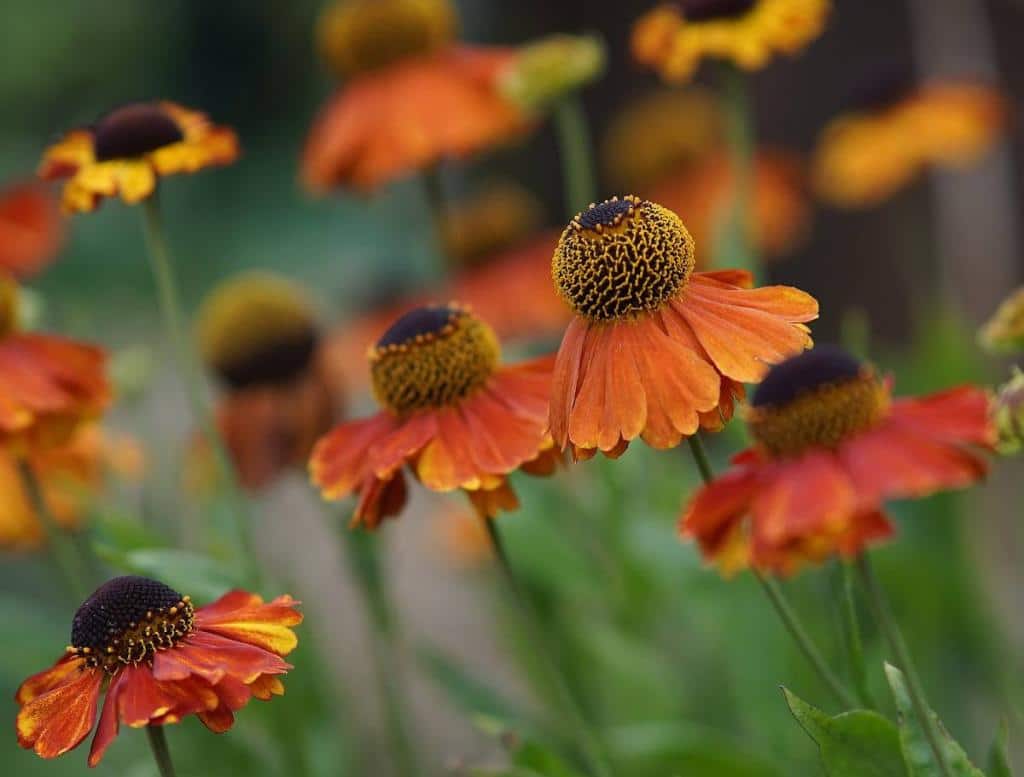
[38,102,239,213]
[0,275,110,454]
[550,196,818,459]
[647,150,810,266]
[0,424,141,551]
[302,47,530,193]
[16,576,301,766]
[311,304,558,527]
[193,272,342,492]
[440,182,544,268]
[632,0,830,84]
[0,182,64,278]
[681,347,995,575]
[813,79,1007,208]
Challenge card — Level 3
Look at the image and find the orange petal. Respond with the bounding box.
[599,322,648,451]
[196,593,303,656]
[88,670,126,767]
[17,664,102,759]
[310,412,398,499]
[117,665,177,728]
[152,631,290,686]
[889,386,995,448]
[549,316,590,450]
[249,674,286,701]
[16,654,84,705]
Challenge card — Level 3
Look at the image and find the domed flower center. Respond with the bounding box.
[93,104,184,162]
[370,305,499,415]
[318,0,458,78]
[197,273,320,390]
[553,196,695,322]
[0,275,19,338]
[748,347,889,458]
[682,0,758,22]
[69,576,194,673]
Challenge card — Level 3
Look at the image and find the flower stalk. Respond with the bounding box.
[686,435,857,709]
[146,725,177,777]
[715,64,759,277]
[554,95,599,220]
[140,195,256,583]
[481,515,617,777]
[857,554,954,777]
[16,458,90,600]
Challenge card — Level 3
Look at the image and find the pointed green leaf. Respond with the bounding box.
[883,663,985,777]
[988,721,1013,777]
[94,546,242,601]
[783,688,907,777]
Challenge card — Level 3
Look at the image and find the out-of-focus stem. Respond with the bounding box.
[554,95,598,219]
[146,726,177,777]
[715,65,759,278]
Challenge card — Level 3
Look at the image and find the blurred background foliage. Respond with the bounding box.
[2,0,1023,776]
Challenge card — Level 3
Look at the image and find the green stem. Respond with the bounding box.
[554,95,598,220]
[145,726,177,777]
[17,458,90,600]
[686,436,856,709]
[481,516,616,777]
[857,555,954,777]
[341,529,421,777]
[140,195,257,584]
[422,166,448,267]
[840,562,875,709]
[715,65,759,277]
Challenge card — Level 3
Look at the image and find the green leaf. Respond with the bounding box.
[988,721,1013,777]
[94,546,242,601]
[91,510,168,553]
[511,741,586,777]
[783,688,907,777]
[883,663,986,777]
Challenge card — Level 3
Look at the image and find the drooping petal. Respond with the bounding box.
[152,630,290,686]
[87,669,127,767]
[310,412,399,499]
[17,664,102,760]
[195,592,303,656]
[16,654,83,705]
[549,316,590,450]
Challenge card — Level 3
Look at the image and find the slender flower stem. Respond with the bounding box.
[146,726,177,777]
[839,562,875,709]
[481,516,616,777]
[17,458,90,600]
[140,195,257,583]
[422,166,448,267]
[340,528,421,777]
[554,95,598,219]
[686,436,856,709]
[715,64,759,278]
[857,555,954,777]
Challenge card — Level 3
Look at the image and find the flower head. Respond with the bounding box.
[195,272,340,491]
[632,0,830,83]
[302,47,530,193]
[440,183,544,268]
[318,0,458,79]
[0,182,64,278]
[39,102,239,213]
[0,424,140,551]
[550,196,818,459]
[311,304,558,527]
[813,78,1006,208]
[602,88,723,191]
[0,274,110,454]
[993,368,1024,455]
[16,576,301,765]
[681,347,995,575]
[499,34,606,113]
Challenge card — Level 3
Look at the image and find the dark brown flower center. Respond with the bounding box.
[748,347,888,457]
[218,329,320,389]
[553,196,695,322]
[370,305,499,415]
[93,104,184,162]
[69,576,194,673]
[682,0,758,22]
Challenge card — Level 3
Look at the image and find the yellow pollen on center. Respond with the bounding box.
[552,196,695,322]
[747,370,889,458]
[370,305,500,415]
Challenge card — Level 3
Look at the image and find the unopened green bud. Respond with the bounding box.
[994,368,1024,455]
[980,287,1024,353]
[500,34,606,112]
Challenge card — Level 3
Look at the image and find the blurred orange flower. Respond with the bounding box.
[647,150,810,266]
[311,304,558,528]
[632,0,830,83]
[17,577,300,766]
[39,102,239,213]
[192,272,342,492]
[682,347,995,575]
[440,182,544,268]
[0,275,110,454]
[0,183,64,278]
[549,197,817,460]
[814,80,1007,208]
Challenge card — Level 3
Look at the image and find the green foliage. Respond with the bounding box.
[884,664,986,777]
[784,688,907,777]
[988,721,1014,777]
[94,545,243,601]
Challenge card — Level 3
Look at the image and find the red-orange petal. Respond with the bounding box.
[152,630,290,686]
[15,654,83,705]
[17,664,102,759]
[310,411,399,499]
[550,316,590,450]
[195,592,303,656]
[0,183,63,279]
[88,670,126,767]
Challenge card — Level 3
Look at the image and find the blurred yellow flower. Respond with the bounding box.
[980,286,1024,354]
